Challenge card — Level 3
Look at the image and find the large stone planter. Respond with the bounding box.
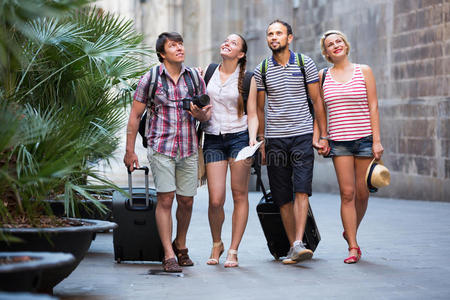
[47,198,113,221]
[0,292,58,300]
[0,219,117,293]
[0,252,74,292]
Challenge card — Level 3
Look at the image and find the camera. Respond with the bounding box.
[182,94,210,111]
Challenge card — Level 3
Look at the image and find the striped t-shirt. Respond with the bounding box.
[322,64,372,141]
[254,51,319,138]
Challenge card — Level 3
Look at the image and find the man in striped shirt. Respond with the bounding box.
[254,20,328,264]
[124,32,211,272]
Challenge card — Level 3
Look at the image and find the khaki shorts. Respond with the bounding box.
[147,148,198,196]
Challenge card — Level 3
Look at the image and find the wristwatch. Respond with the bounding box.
[319,136,329,141]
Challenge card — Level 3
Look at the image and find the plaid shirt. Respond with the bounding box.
[134,63,206,158]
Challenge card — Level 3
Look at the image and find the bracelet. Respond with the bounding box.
[319,136,329,141]
[256,135,265,142]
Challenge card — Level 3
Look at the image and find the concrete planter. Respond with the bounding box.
[0,252,74,292]
[0,219,117,293]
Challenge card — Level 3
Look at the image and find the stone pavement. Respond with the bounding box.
[54,182,450,300]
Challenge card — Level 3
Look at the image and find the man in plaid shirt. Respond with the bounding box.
[124,32,211,273]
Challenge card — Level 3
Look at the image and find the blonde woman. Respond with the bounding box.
[318,30,384,264]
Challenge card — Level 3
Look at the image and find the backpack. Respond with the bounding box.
[138,65,201,148]
[203,63,253,114]
[260,53,314,118]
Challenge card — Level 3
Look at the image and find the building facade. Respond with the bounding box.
[98,0,450,202]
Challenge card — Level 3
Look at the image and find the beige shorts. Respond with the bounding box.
[147,148,198,196]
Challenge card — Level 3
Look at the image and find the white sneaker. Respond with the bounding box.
[282,247,297,264]
[291,241,313,262]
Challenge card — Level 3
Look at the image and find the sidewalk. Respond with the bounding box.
[54,184,450,300]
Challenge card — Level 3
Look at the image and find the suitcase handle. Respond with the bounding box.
[127,167,149,207]
[253,153,270,200]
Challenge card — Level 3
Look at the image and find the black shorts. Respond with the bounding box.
[265,134,314,207]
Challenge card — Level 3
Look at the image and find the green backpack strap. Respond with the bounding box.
[260,58,269,93]
[296,53,314,119]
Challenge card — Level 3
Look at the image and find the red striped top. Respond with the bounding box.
[323,64,372,141]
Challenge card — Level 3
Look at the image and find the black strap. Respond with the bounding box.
[321,68,328,88]
[204,64,218,87]
[150,65,160,100]
[183,71,195,98]
[187,67,201,96]
[242,71,253,114]
[296,53,314,119]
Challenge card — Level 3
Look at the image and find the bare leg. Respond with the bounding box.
[206,160,228,261]
[354,157,372,228]
[173,194,193,249]
[332,156,359,258]
[225,158,251,266]
[155,191,176,260]
[280,202,296,246]
[293,192,309,242]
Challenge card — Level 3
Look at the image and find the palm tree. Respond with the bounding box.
[1,1,154,226]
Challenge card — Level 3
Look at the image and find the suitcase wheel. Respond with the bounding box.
[116,258,121,264]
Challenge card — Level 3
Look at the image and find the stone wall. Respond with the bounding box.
[271,0,449,201]
[98,0,450,201]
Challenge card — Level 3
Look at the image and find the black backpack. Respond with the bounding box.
[138,65,201,148]
[260,52,314,118]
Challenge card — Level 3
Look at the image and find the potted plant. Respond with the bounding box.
[0,0,153,293]
[0,252,74,292]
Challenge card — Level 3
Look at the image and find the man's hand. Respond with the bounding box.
[189,103,212,122]
[259,141,266,165]
[123,151,140,172]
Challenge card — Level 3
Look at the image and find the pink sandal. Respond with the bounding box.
[344,247,361,264]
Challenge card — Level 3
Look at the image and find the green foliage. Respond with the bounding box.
[0,1,154,225]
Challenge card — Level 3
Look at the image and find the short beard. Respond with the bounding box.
[270,43,287,54]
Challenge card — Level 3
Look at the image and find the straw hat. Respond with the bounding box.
[365,158,390,193]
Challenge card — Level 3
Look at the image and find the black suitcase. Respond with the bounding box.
[254,162,321,260]
[112,167,164,263]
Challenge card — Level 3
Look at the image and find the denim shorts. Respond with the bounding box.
[327,135,373,157]
[265,134,314,206]
[203,130,249,163]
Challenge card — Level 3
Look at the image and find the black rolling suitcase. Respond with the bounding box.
[112,167,164,263]
[254,161,321,260]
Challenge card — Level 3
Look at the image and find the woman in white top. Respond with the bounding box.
[202,34,258,267]
[318,30,384,264]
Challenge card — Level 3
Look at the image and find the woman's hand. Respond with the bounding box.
[372,141,384,160]
[313,139,330,156]
[249,137,258,147]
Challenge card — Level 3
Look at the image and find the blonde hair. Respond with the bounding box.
[320,30,351,63]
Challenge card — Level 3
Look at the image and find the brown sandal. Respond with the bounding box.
[162,257,182,273]
[172,241,194,266]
